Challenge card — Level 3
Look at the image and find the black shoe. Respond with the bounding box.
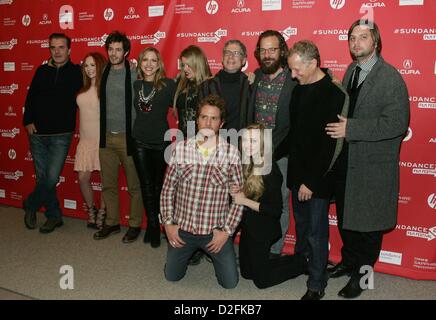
[39,218,63,234]
[23,201,37,230]
[149,226,161,248]
[269,252,281,259]
[143,225,152,243]
[327,262,353,279]
[122,227,141,243]
[338,277,365,299]
[301,289,325,300]
[188,250,204,265]
[93,224,121,240]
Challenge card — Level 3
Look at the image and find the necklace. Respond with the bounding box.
[138,83,156,113]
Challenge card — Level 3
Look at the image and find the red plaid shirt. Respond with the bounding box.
[160,137,243,235]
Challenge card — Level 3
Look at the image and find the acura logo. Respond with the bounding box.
[403,59,413,69]
[128,7,135,15]
[237,0,244,8]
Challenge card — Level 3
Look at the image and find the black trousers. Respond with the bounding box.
[333,178,384,278]
[239,229,307,289]
[132,141,167,227]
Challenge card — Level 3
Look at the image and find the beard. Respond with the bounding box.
[260,57,281,74]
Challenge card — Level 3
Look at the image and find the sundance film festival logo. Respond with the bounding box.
[206,0,219,15]
[104,8,114,21]
[232,0,251,13]
[399,59,421,75]
[0,170,23,181]
[59,5,74,30]
[403,127,412,142]
[313,28,348,40]
[1,127,20,138]
[175,4,194,15]
[0,38,17,50]
[72,34,108,47]
[282,26,298,41]
[397,224,436,241]
[177,28,227,44]
[400,161,436,177]
[22,14,31,26]
[410,96,436,109]
[428,194,436,210]
[394,27,436,41]
[137,31,166,45]
[125,7,140,20]
[330,0,345,9]
[0,83,18,94]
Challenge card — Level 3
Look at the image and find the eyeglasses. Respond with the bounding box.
[259,47,280,55]
[223,50,244,57]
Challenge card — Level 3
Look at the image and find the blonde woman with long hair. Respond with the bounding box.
[231,124,307,289]
[173,45,211,138]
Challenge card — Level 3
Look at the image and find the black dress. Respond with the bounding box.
[239,162,307,289]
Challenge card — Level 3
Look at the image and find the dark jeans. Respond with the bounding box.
[164,230,239,289]
[334,179,384,279]
[25,133,72,220]
[132,141,166,226]
[292,188,330,292]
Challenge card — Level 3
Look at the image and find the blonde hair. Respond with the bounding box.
[242,124,269,201]
[173,45,211,111]
[137,47,167,90]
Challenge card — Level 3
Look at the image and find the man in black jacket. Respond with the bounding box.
[23,33,82,233]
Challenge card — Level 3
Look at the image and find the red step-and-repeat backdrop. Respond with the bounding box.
[0,0,435,280]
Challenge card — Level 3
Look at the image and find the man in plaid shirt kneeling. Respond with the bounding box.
[160,94,243,289]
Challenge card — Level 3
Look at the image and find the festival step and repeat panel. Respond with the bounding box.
[0,0,434,280]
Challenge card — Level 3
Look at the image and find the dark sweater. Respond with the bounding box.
[199,70,249,131]
[23,60,82,134]
[241,162,283,242]
[132,78,176,148]
[287,74,346,198]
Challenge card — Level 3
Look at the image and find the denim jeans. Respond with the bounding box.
[291,188,330,292]
[164,230,239,289]
[25,133,72,220]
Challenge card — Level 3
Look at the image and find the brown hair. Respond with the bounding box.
[78,52,107,98]
[348,19,382,55]
[196,94,226,121]
[254,30,288,67]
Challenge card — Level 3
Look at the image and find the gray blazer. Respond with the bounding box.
[342,56,410,232]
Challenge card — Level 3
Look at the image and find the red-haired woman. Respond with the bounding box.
[74,52,107,229]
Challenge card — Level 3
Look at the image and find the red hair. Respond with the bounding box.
[79,52,107,98]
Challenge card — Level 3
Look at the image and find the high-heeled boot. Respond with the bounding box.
[96,208,106,230]
[144,212,161,248]
[87,205,98,229]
